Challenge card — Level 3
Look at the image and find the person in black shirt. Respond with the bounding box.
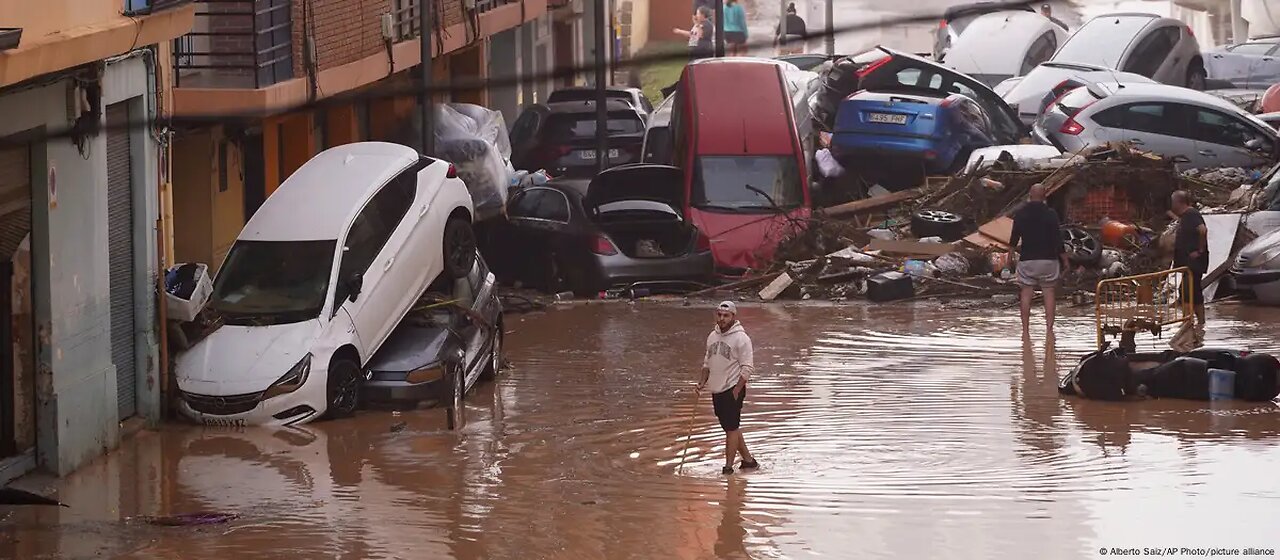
[1009,183,1069,340]
[774,3,807,55]
[1171,190,1209,325]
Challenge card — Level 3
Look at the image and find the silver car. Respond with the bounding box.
[933,2,1037,62]
[1231,227,1280,305]
[1204,37,1280,90]
[1034,82,1278,169]
[998,61,1156,125]
[1048,13,1206,89]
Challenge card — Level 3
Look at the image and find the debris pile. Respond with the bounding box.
[717,143,1259,304]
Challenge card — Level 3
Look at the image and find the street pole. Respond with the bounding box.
[714,0,725,58]
[419,0,435,156]
[594,0,609,173]
[825,0,834,55]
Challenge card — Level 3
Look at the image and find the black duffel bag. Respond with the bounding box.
[1233,353,1280,402]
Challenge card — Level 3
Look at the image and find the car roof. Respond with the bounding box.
[684,59,796,154]
[1094,82,1273,122]
[943,2,1033,21]
[240,142,418,242]
[946,12,1060,74]
[543,99,641,114]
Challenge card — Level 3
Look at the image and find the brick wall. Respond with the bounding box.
[208,0,255,81]
[291,0,392,72]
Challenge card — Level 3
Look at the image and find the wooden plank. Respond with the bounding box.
[963,231,1009,250]
[978,216,1015,245]
[865,238,956,257]
[822,188,922,218]
[758,273,794,301]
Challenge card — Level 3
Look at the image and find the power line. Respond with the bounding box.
[0,0,1039,147]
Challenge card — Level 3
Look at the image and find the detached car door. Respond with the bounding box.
[334,172,418,360]
[1188,105,1276,168]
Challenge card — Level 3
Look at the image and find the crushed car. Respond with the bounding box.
[362,251,504,410]
[940,9,1066,88]
[480,165,715,295]
[176,143,478,427]
[1045,12,1206,90]
[509,98,647,179]
[1034,82,1279,169]
[1230,226,1280,305]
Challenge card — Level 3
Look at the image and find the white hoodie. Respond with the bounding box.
[703,321,754,394]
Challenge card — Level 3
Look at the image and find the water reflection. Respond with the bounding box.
[1,302,1278,559]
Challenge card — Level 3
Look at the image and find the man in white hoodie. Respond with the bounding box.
[697,301,758,475]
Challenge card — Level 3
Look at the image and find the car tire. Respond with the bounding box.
[324,358,362,420]
[1187,63,1207,91]
[910,209,967,241]
[481,322,503,381]
[443,217,477,280]
[447,361,466,429]
[1062,226,1102,266]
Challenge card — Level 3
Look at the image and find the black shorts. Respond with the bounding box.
[725,31,747,45]
[1180,266,1206,305]
[712,387,746,432]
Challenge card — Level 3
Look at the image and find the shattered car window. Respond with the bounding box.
[208,240,337,325]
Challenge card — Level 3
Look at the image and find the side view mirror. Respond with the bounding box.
[345,273,363,302]
[1245,138,1263,150]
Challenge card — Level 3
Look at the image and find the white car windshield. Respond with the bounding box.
[692,156,804,213]
[208,240,336,326]
[1053,16,1152,69]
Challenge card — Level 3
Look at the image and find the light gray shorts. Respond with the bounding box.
[1017,259,1061,289]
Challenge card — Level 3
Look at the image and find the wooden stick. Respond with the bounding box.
[685,274,772,297]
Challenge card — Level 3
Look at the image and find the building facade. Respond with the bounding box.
[0,0,195,481]
[169,0,551,275]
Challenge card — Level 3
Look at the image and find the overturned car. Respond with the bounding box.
[1059,347,1280,402]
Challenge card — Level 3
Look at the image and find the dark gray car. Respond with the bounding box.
[1204,37,1280,90]
[361,252,503,410]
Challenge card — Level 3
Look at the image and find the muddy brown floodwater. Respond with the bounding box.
[3,301,1280,559]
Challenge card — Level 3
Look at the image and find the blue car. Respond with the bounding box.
[831,90,1000,179]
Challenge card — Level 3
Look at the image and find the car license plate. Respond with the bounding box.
[868,113,908,125]
[580,149,620,160]
[201,417,247,428]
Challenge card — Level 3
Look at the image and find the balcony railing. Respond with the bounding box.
[172,0,294,89]
[391,0,519,42]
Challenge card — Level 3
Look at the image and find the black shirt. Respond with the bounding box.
[1009,201,1064,262]
[776,14,807,38]
[1174,208,1209,272]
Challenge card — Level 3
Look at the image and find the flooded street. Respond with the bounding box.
[3,301,1280,559]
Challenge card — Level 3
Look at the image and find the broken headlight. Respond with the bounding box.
[264,354,311,399]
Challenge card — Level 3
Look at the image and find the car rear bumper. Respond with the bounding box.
[595,250,716,289]
[830,133,956,169]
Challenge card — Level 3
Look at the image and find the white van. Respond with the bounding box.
[176,142,477,426]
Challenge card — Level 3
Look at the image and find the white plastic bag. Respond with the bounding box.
[432,104,511,214]
[164,263,213,324]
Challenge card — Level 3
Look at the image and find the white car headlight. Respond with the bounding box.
[264,354,312,399]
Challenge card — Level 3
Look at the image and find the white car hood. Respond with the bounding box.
[177,320,321,395]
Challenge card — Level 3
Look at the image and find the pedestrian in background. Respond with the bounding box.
[674,7,715,61]
[1171,190,1209,327]
[696,301,759,475]
[774,3,807,56]
[723,0,749,57]
[1010,183,1069,341]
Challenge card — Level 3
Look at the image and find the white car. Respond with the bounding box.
[998,62,1157,125]
[1033,82,1279,169]
[176,142,477,427]
[1049,13,1205,89]
[942,10,1067,89]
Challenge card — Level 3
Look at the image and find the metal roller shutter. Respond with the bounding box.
[106,103,137,419]
[0,145,31,260]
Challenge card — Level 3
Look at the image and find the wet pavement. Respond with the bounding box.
[3,301,1280,559]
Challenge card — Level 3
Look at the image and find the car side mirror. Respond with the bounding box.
[346,273,363,302]
[1245,138,1263,150]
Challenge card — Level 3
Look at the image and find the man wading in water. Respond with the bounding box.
[697,301,759,475]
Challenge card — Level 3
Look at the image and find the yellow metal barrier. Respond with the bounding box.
[1095,267,1195,350]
